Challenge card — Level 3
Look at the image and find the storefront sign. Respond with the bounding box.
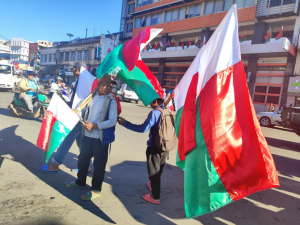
[288,77,300,93]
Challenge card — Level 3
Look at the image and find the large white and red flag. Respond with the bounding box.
[174,5,279,218]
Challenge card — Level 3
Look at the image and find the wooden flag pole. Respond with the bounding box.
[164,92,174,107]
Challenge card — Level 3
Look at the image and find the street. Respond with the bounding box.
[0,91,300,225]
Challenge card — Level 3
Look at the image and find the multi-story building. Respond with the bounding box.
[40,33,119,74]
[37,40,52,48]
[120,0,300,112]
[9,38,32,62]
[0,39,10,60]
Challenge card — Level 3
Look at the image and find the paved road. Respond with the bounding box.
[0,91,299,225]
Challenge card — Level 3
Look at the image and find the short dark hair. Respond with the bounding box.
[155,98,164,105]
[74,62,87,70]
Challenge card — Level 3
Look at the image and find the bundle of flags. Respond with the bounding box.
[174,5,279,218]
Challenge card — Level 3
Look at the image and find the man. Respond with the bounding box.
[39,62,89,173]
[66,75,118,201]
[118,98,167,205]
[19,71,40,112]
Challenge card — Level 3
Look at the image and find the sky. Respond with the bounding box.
[0,0,122,43]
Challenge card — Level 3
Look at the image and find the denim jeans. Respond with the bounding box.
[52,122,82,165]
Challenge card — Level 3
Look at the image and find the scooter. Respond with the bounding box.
[8,92,50,119]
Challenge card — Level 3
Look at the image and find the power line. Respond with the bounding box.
[0,34,9,41]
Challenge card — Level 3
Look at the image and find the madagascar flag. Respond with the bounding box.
[37,94,79,162]
[181,41,184,49]
[276,29,283,40]
[239,33,246,42]
[174,5,279,218]
[265,31,271,42]
[96,28,164,106]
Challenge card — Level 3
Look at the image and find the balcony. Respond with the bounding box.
[256,0,299,18]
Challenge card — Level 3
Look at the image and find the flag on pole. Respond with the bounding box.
[164,92,174,111]
[37,94,79,162]
[96,28,164,106]
[164,40,170,47]
[239,31,247,42]
[187,39,191,49]
[156,41,163,50]
[265,29,272,42]
[174,5,279,218]
[146,43,152,51]
[174,39,177,49]
[276,26,283,40]
[181,40,184,49]
[153,42,158,50]
[108,48,111,53]
[195,37,201,48]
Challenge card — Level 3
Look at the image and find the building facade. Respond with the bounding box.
[40,33,119,74]
[0,39,10,60]
[119,0,300,112]
[9,38,32,62]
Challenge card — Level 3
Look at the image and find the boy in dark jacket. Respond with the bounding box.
[66,75,118,201]
[118,98,167,205]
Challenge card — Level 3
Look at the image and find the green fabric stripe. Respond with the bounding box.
[175,99,233,218]
[96,45,160,106]
[44,120,70,163]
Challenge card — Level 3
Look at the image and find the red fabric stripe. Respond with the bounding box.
[91,79,98,92]
[276,30,283,39]
[178,72,198,161]
[123,28,151,71]
[36,111,57,151]
[111,92,122,116]
[135,60,164,98]
[264,32,271,39]
[200,61,279,200]
[239,34,246,40]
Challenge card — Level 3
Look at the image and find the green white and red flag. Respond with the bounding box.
[96,28,164,106]
[195,37,201,48]
[153,42,158,50]
[187,39,191,49]
[37,94,79,162]
[164,40,170,47]
[180,40,184,49]
[174,5,279,218]
[239,31,247,42]
[265,30,271,42]
[146,43,152,51]
[173,39,177,48]
[156,41,163,50]
[276,27,283,40]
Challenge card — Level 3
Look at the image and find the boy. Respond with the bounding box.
[118,98,167,205]
[66,75,118,200]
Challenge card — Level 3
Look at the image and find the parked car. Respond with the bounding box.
[117,84,139,104]
[257,110,282,127]
[281,107,300,135]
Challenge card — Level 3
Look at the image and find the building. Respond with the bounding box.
[0,39,10,60]
[40,33,119,74]
[9,38,32,62]
[119,0,300,112]
[37,40,52,48]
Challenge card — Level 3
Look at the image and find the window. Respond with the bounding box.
[59,52,64,61]
[171,9,179,21]
[83,50,88,61]
[77,50,83,61]
[71,51,76,61]
[269,0,295,7]
[44,54,47,62]
[253,95,266,103]
[204,1,214,15]
[179,7,186,20]
[128,3,135,14]
[236,0,244,8]
[255,86,267,93]
[145,16,151,26]
[214,0,224,13]
[49,53,52,62]
[267,96,280,104]
[188,4,201,18]
[135,17,142,28]
[268,87,281,94]
[165,11,171,22]
[65,51,70,61]
[126,22,133,33]
[151,13,162,25]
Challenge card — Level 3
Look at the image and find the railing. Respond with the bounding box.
[256,0,299,17]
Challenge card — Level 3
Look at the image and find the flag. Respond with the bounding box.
[164,40,170,47]
[37,94,79,162]
[195,37,201,48]
[146,43,152,51]
[108,48,111,53]
[72,67,98,109]
[153,42,158,50]
[265,29,271,42]
[276,27,283,40]
[239,32,247,42]
[156,41,163,50]
[181,40,184,49]
[174,5,279,218]
[96,28,164,106]
[174,39,177,48]
[187,39,191,49]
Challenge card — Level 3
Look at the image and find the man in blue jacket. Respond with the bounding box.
[118,98,167,205]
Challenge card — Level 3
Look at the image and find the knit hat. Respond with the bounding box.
[74,62,87,70]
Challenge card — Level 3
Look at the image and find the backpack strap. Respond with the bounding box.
[154,106,163,113]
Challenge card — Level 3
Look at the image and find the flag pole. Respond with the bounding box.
[164,92,174,107]
[74,87,99,114]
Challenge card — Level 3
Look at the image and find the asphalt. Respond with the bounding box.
[0,91,300,225]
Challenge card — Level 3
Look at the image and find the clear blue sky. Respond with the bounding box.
[0,0,122,43]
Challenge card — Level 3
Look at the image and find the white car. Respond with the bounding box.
[117,84,139,103]
[257,111,282,127]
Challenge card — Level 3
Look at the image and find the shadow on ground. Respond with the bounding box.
[266,136,300,152]
[0,125,115,224]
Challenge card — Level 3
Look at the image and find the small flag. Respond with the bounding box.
[146,43,152,51]
[174,39,177,49]
[181,39,184,49]
[108,48,111,53]
[164,40,170,47]
[195,37,201,48]
[153,42,158,50]
[187,39,191,49]
[239,31,247,43]
[264,29,271,42]
[276,26,283,40]
[156,41,163,50]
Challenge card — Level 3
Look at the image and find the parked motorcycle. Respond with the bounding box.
[8,92,50,119]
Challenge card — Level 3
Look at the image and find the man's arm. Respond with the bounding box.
[120,111,155,133]
[19,79,29,92]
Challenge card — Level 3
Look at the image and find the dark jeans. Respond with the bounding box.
[76,136,108,192]
[146,146,167,200]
